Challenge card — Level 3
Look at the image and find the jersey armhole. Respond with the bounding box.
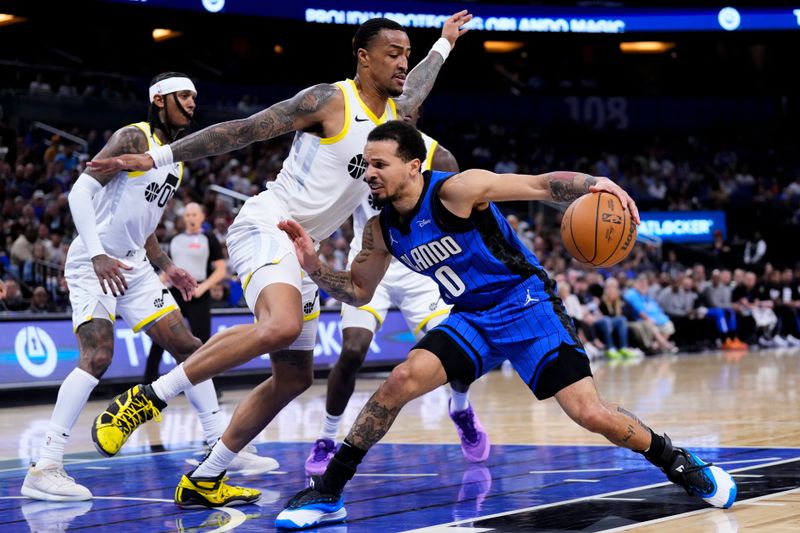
[432,177,473,233]
[319,83,348,145]
[126,123,152,178]
[423,139,438,172]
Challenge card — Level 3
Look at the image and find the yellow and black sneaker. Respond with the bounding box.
[91,384,166,457]
[175,470,261,508]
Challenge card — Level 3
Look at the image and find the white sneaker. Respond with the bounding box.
[229,444,280,475]
[785,335,800,347]
[773,335,790,348]
[758,337,775,348]
[21,464,92,502]
[187,443,280,475]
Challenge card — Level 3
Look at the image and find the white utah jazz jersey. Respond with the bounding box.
[72,122,183,260]
[238,79,397,242]
[350,131,438,252]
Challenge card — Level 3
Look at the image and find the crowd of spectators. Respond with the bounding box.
[2,101,800,358]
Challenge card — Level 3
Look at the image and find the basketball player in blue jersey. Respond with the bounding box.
[305,106,490,476]
[87,13,474,508]
[275,121,736,529]
[21,73,275,503]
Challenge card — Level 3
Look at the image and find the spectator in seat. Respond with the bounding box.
[29,286,56,313]
[732,271,778,347]
[766,269,800,346]
[703,270,747,349]
[656,274,709,351]
[624,274,678,354]
[1,279,28,312]
[597,277,641,359]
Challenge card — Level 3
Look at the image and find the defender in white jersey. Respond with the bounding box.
[21,73,274,504]
[87,13,473,508]
[306,108,490,475]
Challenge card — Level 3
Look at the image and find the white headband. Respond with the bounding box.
[149,77,196,102]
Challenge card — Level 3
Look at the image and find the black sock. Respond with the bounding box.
[321,440,367,494]
[642,430,672,469]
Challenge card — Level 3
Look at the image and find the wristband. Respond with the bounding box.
[146,144,174,168]
[430,37,452,61]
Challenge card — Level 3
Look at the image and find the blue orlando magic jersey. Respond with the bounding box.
[379,170,547,310]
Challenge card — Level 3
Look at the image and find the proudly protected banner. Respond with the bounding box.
[0,309,416,389]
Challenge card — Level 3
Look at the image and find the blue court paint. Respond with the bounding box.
[1,443,797,532]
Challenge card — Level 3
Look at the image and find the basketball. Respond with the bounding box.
[560,191,637,268]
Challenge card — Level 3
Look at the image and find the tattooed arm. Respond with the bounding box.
[393,10,473,115]
[439,169,640,224]
[144,233,174,273]
[87,126,149,184]
[145,233,197,301]
[170,83,340,161]
[87,84,342,173]
[430,143,459,172]
[278,217,391,306]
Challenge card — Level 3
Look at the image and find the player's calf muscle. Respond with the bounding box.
[77,320,114,377]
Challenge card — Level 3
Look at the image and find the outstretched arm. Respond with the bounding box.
[394,10,473,116]
[87,83,341,173]
[169,83,339,162]
[278,217,391,306]
[440,169,640,224]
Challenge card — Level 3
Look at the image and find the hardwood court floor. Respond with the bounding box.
[1,348,798,531]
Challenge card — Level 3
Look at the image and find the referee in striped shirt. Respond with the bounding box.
[144,202,227,383]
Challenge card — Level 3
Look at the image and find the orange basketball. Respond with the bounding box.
[560,192,637,268]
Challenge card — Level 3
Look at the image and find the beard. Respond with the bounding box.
[370,193,389,209]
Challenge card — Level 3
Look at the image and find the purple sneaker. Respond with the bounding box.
[449,400,490,463]
[305,438,337,476]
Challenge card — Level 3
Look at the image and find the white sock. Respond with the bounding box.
[450,388,470,412]
[184,379,225,444]
[151,363,191,403]
[319,412,341,440]
[193,439,237,478]
[38,368,99,467]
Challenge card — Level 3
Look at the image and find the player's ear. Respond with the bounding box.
[356,47,370,69]
[408,158,421,175]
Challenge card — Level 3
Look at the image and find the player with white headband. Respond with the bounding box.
[87,12,473,511]
[21,72,277,503]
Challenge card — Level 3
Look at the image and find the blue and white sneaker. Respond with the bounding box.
[666,448,737,509]
[275,476,347,530]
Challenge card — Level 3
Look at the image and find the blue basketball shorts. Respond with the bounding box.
[415,275,592,399]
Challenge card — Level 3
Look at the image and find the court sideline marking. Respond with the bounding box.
[401,455,800,532]
[598,486,800,532]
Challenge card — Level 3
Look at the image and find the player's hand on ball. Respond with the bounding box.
[278,219,321,273]
[589,177,640,225]
[442,10,473,47]
[87,153,155,174]
[166,266,197,301]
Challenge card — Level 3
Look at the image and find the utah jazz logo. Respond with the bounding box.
[144,173,179,207]
[347,154,368,181]
[154,288,169,309]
